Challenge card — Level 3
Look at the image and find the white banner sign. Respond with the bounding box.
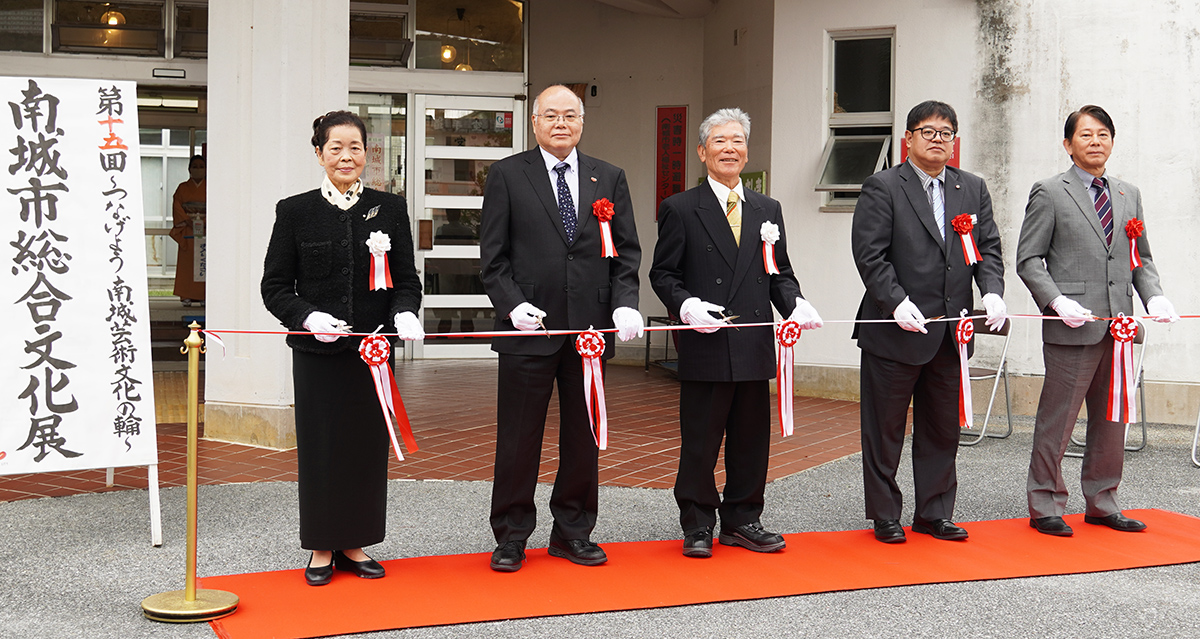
[0,77,157,475]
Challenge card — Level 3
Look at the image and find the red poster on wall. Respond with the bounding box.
[655,106,687,217]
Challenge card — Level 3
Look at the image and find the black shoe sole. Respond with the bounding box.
[682,545,713,558]
[304,568,333,586]
[874,533,906,544]
[718,533,785,553]
[1029,519,1074,536]
[911,522,968,541]
[489,560,523,572]
[547,545,608,566]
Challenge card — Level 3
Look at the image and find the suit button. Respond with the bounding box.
[946,265,952,271]
[563,286,568,292]
[945,296,951,302]
[707,245,714,252]
[340,296,348,303]
[754,309,761,317]
[567,254,574,261]
[338,214,347,222]
[341,239,348,247]
[1109,255,1115,261]
[757,276,763,284]
[716,278,723,285]
[341,267,349,275]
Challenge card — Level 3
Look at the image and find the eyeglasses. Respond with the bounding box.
[909,127,957,142]
[537,113,581,124]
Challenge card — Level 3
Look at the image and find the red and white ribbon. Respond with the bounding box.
[575,328,608,449]
[592,198,618,258]
[775,320,801,436]
[358,335,419,460]
[1107,315,1138,423]
[955,315,974,429]
[951,214,981,266]
[1126,219,1144,270]
[761,221,780,275]
[366,231,393,291]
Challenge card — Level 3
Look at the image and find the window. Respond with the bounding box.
[0,0,43,52]
[53,0,165,57]
[817,30,894,208]
[350,2,413,67]
[174,2,207,58]
[413,0,524,73]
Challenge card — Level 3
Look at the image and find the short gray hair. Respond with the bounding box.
[699,108,751,146]
[532,85,585,117]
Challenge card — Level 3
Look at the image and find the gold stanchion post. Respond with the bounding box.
[142,322,239,622]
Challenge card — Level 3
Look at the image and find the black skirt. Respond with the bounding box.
[293,348,390,550]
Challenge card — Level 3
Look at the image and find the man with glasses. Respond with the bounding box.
[851,100,1006,544]
[480,84,643,571]
[1017,105,1178,537]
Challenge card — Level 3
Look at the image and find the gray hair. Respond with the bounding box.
[699,108,751,145]
[532,85,585,117]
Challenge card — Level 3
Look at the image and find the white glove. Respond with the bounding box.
[788,297,824,330]
[612,306,645,342]
[892,296,928,334]
[1049,295,1093,329]
[680,297,726,334]
[509,302,547,332]
[302,311,348,343]
[394,311,425,340]
[981,293,1008,332]
[1146,296,1180,324]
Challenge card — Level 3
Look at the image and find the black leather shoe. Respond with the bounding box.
[1084,512,1147,532]
[489,540,526,572]
[304,554,333,586]
[912,518,969,541]
[718,522,786,553]
[333,550,385,579]
[682,528,713,558]
[873,519,906,544]
[1030,516,1074,537]
[548,536,608,566]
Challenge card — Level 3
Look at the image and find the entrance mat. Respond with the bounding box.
[205,509,1200,639]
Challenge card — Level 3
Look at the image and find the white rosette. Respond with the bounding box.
[760,221,780,275]
[366,231,392,290]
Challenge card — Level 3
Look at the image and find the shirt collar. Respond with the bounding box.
[541,147,578,174]
[1073,163,1107,186]
[706,175,744,205]
[908,159,946,187]
[321,175,363,210]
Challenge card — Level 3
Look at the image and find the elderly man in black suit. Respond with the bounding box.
[650,107,823,558]
[851,100,1006,544]
[479,85,643,572]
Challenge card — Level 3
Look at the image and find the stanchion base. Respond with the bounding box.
[141,589,239,623]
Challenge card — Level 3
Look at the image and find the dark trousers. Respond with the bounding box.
[675,379,771,533]
[859,329,960,522]
[490,341,600,544]
[1027,337,1124,519]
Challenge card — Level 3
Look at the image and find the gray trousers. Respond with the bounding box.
[1027,337,1126,519]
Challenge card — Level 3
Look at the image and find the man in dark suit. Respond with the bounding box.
[479,85,643,572]
[650,108,823,558]
[1017,105,1178,537]
[851,100,1006,544]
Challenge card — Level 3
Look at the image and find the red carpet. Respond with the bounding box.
[205,509,1200,639]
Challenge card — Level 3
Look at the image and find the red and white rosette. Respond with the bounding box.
[366,231,393,291]
[358,335,419,461]
[575,327,608,449]
[951,214,981,266]
[955,314,975,429]
[1107,315,1138,424]
[775,320,801,436]
[592,198,618,258]
[1126,219,1144,270]
[760,221,781,275]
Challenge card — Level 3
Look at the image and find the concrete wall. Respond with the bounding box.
[703,0,775,178]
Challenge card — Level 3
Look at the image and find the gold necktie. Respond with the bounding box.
[726,190,741,246]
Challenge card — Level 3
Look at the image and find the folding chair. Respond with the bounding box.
[1065,320,1147,458]
[959,312,1013,446]
[1191,408,1200,468]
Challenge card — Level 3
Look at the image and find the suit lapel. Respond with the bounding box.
[1061,168,1110,251]
[942,170,964,258]
[1108,175,1130,241]
[521,149,570,245]
[899,162,945,250]
[695,182,739,269]
[729,192,763,297]
[575,153,599,240]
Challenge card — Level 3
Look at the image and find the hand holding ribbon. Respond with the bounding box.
[892,297,928,334]
[680,297,726,333]
[981,293,1007,332]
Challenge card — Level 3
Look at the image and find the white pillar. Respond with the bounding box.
[204,0,349,447]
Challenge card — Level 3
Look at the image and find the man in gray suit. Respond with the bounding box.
[1017,105,1178,537]
[851,100,1006,544]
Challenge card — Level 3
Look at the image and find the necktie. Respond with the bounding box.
[555,162,576,242]
[927,178,945,240]
[726,190,741,246]
[1092,177,1113,246]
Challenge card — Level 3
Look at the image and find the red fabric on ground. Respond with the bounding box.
[205,509,1200,639]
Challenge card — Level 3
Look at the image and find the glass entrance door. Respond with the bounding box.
[413,94,524,358]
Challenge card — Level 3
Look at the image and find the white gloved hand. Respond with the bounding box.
[680,297,726,334]
[509,302,547,332]
[394,311,425,340]
[1146,295,1180,324]
[303,311,349,343]
[981,293,1008,332]
[612,306,645,342]
[1049,295,1093,329]
[789,297,824,330]
[892,296,928,334]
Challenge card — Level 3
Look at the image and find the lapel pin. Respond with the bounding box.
[590,177,597,182]
[955,184,961,189]
[1120,190,1125,195]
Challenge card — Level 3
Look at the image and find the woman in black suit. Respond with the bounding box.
[261,110,423,586]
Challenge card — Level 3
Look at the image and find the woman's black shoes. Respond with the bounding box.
[333,550,386,579]
[305,554,333,586]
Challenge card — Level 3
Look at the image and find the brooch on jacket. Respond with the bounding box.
[365,205,380,221]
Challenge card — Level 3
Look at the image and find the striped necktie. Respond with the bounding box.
[1092,176,1113,246]
[726,190,741,246]
[927,178,945,240]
